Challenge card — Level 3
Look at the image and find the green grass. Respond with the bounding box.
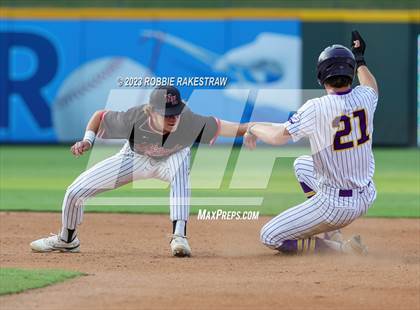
[0,145,419,218]
[0,268,83,296]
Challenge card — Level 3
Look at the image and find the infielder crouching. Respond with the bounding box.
[31,86,249,257]
[245,31,378,255]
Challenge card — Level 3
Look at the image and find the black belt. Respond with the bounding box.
[338,181,371,197]
[338,190,352,197]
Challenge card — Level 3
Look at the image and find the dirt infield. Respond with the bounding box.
[0,212,419,310]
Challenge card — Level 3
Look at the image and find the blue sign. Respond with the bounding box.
[0,19,301,142]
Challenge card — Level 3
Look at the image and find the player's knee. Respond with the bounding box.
[65,186,87,204]
[65,187,78,202]
[260,225,276,248]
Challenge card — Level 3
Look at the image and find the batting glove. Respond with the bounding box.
[351,30,366,68]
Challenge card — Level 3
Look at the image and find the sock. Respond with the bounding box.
[60,228,76,243]
[299,182,316,198]
[278,237,334,255]
[172,220,186,236]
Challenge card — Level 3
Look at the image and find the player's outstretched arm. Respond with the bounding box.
[244,123,291,149]
[218,120,277,137]
[218,120,251,137]
[351,30,378,94]
[356,66,378,94]
[70,110,105,157]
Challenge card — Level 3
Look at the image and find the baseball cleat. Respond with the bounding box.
[30,233,80,253]
[170,235,191,257]
[341,235,368,256]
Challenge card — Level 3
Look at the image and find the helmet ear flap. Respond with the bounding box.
[317,59,335,85]
[316,59,326,85]
[317,70,323,86]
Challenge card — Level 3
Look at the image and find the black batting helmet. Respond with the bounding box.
[316,44,356,85]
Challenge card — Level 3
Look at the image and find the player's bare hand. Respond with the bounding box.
[244,132,257,150]
[71,140,91,157]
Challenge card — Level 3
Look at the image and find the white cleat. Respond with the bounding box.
[30,234,80,253]
[170,235,191,257]
[341,235,368,256]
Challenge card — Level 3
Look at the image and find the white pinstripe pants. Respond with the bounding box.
[260,155,376,249]
[62,143,190,230]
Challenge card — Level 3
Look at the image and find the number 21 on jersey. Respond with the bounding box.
[332,109,370,151]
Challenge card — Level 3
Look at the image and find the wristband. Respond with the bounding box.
[83,130,96,146]
[355,56,366,68]
[356,60,366,68]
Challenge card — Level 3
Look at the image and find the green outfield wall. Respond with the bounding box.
[302,22,419,146]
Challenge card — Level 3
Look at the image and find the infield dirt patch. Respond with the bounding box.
[0,212,419,310]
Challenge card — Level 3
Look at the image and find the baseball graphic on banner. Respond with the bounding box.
[52,57,151,142]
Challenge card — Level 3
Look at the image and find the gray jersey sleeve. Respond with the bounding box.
[98,106,143,139]
[284,100,316,142]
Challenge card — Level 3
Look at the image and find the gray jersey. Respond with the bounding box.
[98,105,219,158]
[285,86,378,189]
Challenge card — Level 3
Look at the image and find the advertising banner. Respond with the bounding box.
[0,19,301,142]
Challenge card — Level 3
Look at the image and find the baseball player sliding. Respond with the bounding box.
[245,31,377,255]
[31,86,249,257]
